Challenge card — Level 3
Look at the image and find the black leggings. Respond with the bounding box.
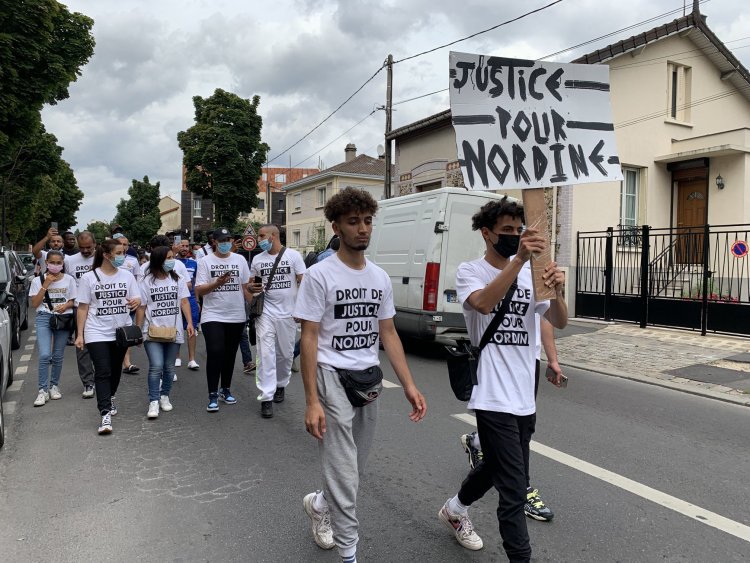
[202,322,245,393]
[87,341,127,415]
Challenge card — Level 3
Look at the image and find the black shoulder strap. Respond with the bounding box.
[92,268,101,282]
[41,274,54,311]
[477,279,518,352]
[264,247,286,292]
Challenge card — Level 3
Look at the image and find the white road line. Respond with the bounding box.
[24,344,34,350]
[20,354,31,362]
[7,380,23,392]
[450,413,750,543]
[382,379,401,388]
[27,336,36,342]
[14,366,28,375]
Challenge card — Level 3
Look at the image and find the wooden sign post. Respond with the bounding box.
[522,188,556,301]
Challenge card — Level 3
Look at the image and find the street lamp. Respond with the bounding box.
[716,174,725,190]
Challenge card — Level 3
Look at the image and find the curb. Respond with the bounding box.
[559,360,750,408]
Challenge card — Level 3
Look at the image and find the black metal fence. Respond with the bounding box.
[575,224,750,336]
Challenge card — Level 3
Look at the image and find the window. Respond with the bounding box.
[294,193,301,210]
[620,168,640,245]
[257,198,265,210]
[667,63,691,122]
[275,173,286,183]
[293,231,301,247]
[317,187,326,206]
[317,227,325,242]
[193,198,202,217]
[262,172,267,181]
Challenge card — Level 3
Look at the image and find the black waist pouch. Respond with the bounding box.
[336,366,384,407]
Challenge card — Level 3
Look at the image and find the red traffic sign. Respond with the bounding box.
[731,240,748,258]
[242,236,257,251]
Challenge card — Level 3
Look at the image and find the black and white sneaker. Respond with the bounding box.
[98,413,113,435]
[110,396,118,416]
[524,487,554,522]
[460,432,483,470]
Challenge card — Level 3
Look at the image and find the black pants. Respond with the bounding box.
[202,321,245,393]
[87,341,127,415]
[459,410,536,563]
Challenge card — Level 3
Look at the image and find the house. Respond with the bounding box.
[283,144,389,254]
[239,166,319,227]
[180,166,214,243]
[387,2,750,333]
[158,195,181,234]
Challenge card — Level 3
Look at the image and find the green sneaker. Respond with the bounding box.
[524,487,554,522]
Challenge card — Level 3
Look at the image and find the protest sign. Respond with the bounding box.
[449,51,622,190]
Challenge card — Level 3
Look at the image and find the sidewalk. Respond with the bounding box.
[551,319,750,407]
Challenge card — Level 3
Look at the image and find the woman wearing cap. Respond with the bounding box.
[194,227,253,412]
[29,250,77,406]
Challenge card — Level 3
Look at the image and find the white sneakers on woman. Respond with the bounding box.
[147,401,159,419]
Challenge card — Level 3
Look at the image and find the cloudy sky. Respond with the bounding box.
[42,0,750,229]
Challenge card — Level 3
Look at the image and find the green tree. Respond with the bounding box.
[113,176,161,246]
[85,220,112,244]
[177,88,269,229]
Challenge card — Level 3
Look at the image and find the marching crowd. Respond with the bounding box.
[27,187,567,563]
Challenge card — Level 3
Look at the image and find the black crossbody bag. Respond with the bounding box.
[444,279,517,401]
[248,248,286,322]
[41,274,76,332]
[337,366,384,408]
[92,269,143,347]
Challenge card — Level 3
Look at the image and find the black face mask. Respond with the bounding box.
[491,233,520,258]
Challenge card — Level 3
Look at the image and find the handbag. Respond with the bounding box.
[444,279,517,401]
[336,366,384,407]
[41,274,76,332]
[92,268,144,347]
[248,248,286,321]
[146,297,179,343]
[116,325,144,348]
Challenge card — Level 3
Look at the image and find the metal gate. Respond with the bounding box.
[575,224,750,336]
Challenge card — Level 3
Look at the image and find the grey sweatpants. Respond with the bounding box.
[317,366,378,556]
[76,345,95,387]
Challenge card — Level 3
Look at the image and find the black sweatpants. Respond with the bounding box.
[458,409,536,563]
[87,341,127,415]
[202,321,245,393]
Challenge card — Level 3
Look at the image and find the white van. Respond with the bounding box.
[367,187,514,343]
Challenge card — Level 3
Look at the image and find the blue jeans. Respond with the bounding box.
[239,322,253,365]
[144,341,179,402]
[35,312,73,390]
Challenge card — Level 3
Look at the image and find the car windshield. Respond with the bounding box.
[0,256,8,284]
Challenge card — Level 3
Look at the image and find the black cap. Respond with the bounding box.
[111,224,124,234]
[213,227,231,241]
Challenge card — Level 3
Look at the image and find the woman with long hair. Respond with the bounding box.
[135,246,193,419]
[29,250,77,406]
[75,239,141,434]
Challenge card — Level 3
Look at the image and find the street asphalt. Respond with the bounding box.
[0,314,748,562]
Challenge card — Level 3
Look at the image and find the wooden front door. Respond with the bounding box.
[676,178,707,264]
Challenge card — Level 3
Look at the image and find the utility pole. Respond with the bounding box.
[384,54,393,199]
[265,161,271,224]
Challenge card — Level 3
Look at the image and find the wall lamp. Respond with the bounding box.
[716,174,725,190]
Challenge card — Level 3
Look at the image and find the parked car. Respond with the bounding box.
[0,301,12,449]
[0,249,31,350]
[17,251,36,275]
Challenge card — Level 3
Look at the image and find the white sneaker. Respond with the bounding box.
[187,360,200,370]
[34,389,49,407]
[98,413,113,434]
[303,492,335,550]
[173,373,178,382]
[438,502,483,551]
[147,401,159,419]
[159,395,173,411]
[82,385,94,398]
[49,385,62,400]
[291,357,300,373]
[174,358,182,367]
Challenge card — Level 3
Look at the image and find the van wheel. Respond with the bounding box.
[20,311,28,331]
[7,352,13,386]
[10,310,20,350]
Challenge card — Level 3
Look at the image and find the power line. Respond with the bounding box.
[610,39,750,71]
[267,64,385,165]
[292,109,379,168]
[393,0,565,64]
[393,89,448,106]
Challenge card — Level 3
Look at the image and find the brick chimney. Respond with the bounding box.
[345,143,357,162]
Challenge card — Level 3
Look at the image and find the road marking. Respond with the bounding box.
[7,380,23,392]
[14,366,28,375]
[24,344,34,350]
[27,336,36,342]
[382,379,401,388]
[451,413,750,543]
[4,401,16,414]
[20,354,31,362]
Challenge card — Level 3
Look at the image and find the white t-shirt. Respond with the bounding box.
[294,254,395,371]
[456,258,549,416]
[535,315,542,361]
[120,254,141,281]
[250,248,306,318]
[195,252,251,324]
[77,268,139,343]
[139,274,190,344]
[64,252,94,285]
[29,274,77,314]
